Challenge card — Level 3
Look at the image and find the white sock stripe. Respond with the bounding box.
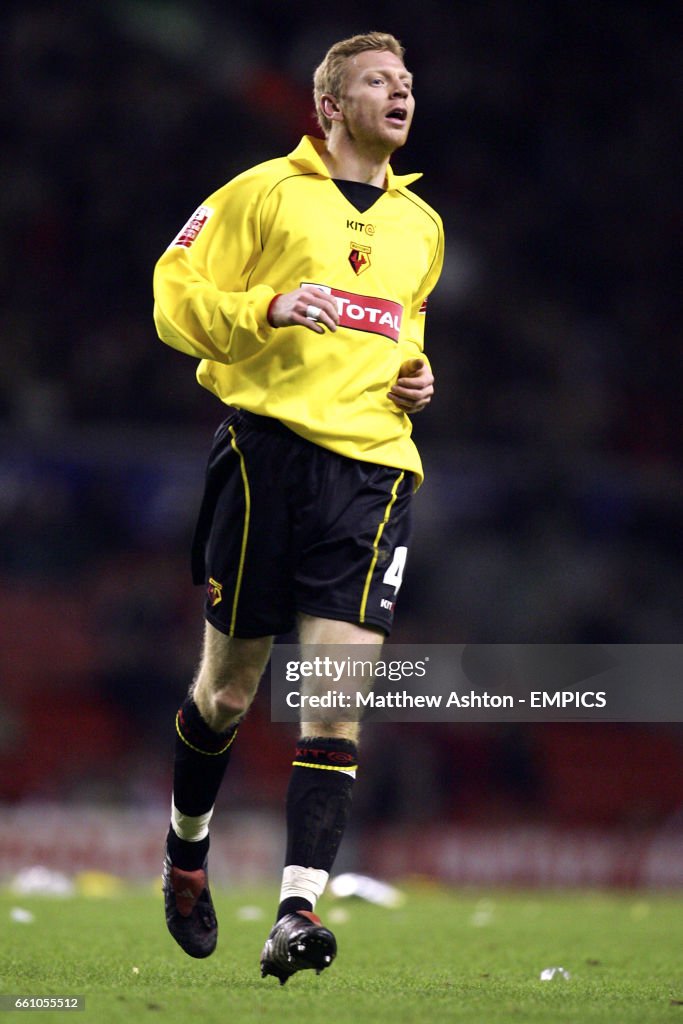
[279,865,330,909]
[171,803,213,842]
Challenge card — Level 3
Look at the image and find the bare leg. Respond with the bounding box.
[171,622,273,850]
[297,612,384,742]
[163,623,272,958]
[192,621,273,730]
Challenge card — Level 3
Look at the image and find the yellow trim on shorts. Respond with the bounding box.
[175,713,238,756]
[359,470,405,623]
[228,424,251,636]
[291,760,358,773]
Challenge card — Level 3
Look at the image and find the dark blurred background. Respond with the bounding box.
[1,1,682,882]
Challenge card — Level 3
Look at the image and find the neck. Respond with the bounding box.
[321,134,391,188]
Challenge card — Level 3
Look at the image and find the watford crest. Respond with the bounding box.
[349,243,371,275]
[207,577,223,607]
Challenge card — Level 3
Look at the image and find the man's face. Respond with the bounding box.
[336,50,415,155]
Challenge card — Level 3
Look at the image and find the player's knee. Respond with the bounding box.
[212,682,255,723]
[192,683,254,731]
[193,665,260,730]
[191,627,272,730]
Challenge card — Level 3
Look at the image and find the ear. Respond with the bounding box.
[320,93,343,123]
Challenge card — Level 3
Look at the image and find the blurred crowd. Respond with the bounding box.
[1,2,682,819]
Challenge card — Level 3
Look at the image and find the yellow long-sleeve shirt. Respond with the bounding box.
[153,135,444,485]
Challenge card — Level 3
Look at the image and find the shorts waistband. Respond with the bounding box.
[237,410,296,437]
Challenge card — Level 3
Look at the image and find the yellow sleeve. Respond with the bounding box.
[152,172,276,365]
[397,210,445,371]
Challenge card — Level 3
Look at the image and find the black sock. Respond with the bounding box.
[166,826,210,872]
[277,895,313,917]
[276,736,358,920]
[168,695,238,871]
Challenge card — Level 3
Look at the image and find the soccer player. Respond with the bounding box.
[153,31,444,983]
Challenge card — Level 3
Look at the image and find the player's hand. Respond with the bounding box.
[268,287,339,334]
[387,358,434,413]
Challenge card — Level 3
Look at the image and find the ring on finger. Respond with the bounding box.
[305,304,321,320]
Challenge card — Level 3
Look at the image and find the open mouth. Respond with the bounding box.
[386,108,407,124]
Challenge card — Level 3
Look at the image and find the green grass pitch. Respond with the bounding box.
[2,884,683,1023]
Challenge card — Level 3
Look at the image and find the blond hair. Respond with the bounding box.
[313,32,406,135]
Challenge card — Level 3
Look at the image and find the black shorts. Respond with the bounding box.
[191,411,413,638]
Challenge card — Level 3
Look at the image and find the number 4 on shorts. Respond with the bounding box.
[383,545,408,594]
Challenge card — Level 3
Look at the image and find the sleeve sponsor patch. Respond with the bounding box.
[418,297,428,314]
[170,205,214,248]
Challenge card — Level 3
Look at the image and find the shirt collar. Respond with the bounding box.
[287,135,423,190]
